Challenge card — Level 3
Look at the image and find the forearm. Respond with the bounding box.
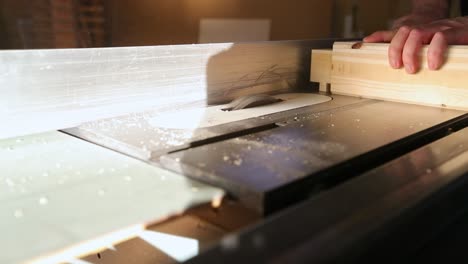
[412,0,450,19]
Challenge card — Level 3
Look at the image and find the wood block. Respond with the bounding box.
[330,42,468,110]
[0,132,224,264]
[310,49,332,93]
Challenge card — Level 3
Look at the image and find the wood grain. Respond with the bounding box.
[332,42,468,110]
[310,42,468,110]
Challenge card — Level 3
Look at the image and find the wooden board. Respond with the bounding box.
[0,39,334,140]
[0,132,224,264]
[311,42,468,111]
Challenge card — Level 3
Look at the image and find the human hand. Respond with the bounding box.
[364,13,439,43]
[364,16,468,74]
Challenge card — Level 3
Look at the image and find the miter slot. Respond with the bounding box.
[166,123,279,155]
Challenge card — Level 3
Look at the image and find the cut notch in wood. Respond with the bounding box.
[310,49,332,93]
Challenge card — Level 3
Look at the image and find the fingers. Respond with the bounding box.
[402,29,434,73]
[366,17,468,73]
[388,26,411,69]
[363,30,395,43]
[390,26,442,73]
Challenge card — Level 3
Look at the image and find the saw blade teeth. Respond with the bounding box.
[222,94,283,112]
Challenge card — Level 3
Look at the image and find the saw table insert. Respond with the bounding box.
[64,93,331,160]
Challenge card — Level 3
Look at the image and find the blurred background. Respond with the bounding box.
[0,0,462,49]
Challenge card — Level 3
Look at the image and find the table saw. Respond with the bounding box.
[1,39,467,263]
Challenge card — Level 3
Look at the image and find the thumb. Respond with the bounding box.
[363,30,395,43]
